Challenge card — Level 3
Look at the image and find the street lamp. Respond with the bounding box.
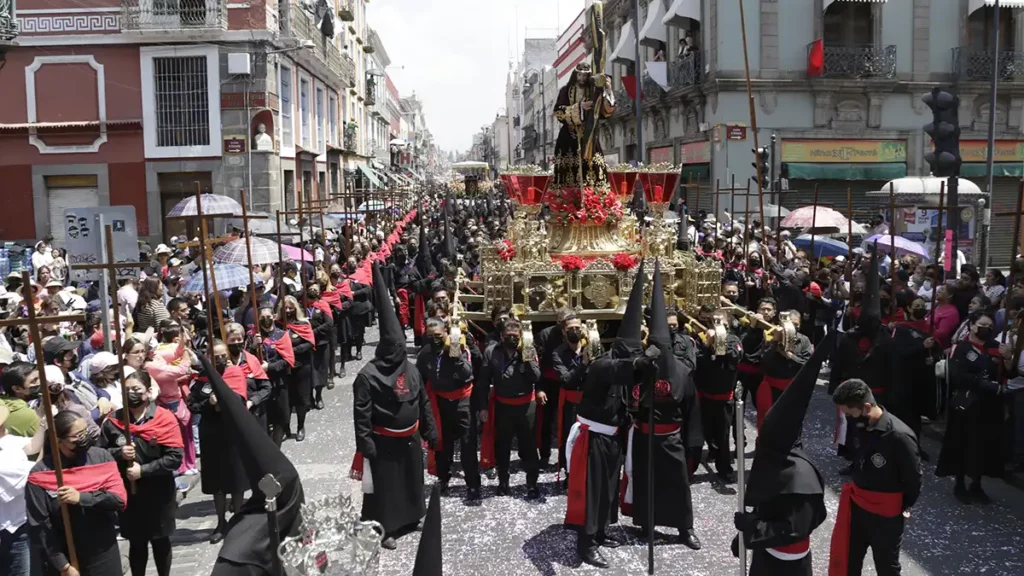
[524,68,549,170]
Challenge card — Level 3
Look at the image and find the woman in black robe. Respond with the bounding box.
[26,410,127,576]
[305,285,334,410]
[328,264,355,378]
[278,295,315,441]
[255,305,295,446]
[100,371,183,576]
[936,310,1007,503]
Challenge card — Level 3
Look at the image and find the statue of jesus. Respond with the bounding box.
[552,61,616,190]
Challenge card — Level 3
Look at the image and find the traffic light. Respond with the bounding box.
[751,146,770,191]
[922,87,961,177]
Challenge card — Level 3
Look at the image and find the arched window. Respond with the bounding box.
[823,1,874,47]
[967,6,1015,52]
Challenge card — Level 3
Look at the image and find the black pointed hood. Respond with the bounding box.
[412,484,443,576]
[416,210,434,279]
[630,178,648,219]
[744,331,835,506]
[859,242,881,335]
[648,259,679,381]
[442,205,456,262]
[372,262,406,366]
[199,354,304,569]
[613,260,645,358]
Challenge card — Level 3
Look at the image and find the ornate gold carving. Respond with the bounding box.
[583,274,616,309]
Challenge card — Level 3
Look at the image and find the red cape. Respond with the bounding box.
[106,405,184,448]
[199,366,249,400]
[240,350,269,381]
[287,321,316,349]
[29,460,128,510]
[264,329,295,367]
[333,280,354,300]
[311,299,333,318]
[321,289,343,309]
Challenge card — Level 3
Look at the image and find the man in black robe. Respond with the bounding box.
[733,332,834,576]
[757,310,813,430]
[693,306,743,483]
[552,62,616,189]
[622,260,702,551]
[564,262,646,568]
[535,308,571,470]
[351,263,437,550]
[551,314,591,483]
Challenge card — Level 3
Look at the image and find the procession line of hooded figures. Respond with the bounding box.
[352,230,929,576]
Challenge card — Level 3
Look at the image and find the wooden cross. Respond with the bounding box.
[277,184,315,303]
[73,225,149,485]
[235,189,270,361]
[991,181,1024,347]
[0,271,85,570]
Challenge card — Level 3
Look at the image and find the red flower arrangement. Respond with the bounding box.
[549,187,623,227]
[560,256,586,273]
[498,239,516,262]
[611,253,638,272]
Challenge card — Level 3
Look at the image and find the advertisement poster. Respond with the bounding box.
[886,207,974,262]
[64,206,140,282]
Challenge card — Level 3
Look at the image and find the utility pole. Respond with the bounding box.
[983,0,1001,271]
[633,0,644,165]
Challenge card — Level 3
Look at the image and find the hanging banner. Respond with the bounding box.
[958,140,1024,163]
[648,146,673,164]
[679,141,712,164]
[781,139,907,163]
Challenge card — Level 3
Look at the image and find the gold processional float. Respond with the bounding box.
[454,163,724,350]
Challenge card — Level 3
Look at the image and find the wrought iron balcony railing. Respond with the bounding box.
[670,53,702,88]
[343,125,358,152]
[812,43,897,79]
[953,46,1024,81]
[642,74,664,101]
[121,0,227,31]
[291,9,353,87]
[338,0,354,22]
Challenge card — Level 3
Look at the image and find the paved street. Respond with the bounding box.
[129,326,1024,575]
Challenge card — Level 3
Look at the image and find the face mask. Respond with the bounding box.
[228,343,244,357]
[25,385,41,400]
[503,334,520,349]
[259,317,274,330]
[215,359,228,374]
[566,329,583,344]
[72,435,93,454]
[127,389,147,408]
[286,311,297,320]
[430,336,445,350]
[849,415,870,428]
[974,326,993,341]
[912,309,927,320]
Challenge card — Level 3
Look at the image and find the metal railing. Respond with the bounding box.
[338,0,354,21]
[0,16,17,41]
[343,125,358,152]
[291,8,354,87]
[953,46,1024,81]
[670,53,701,88]
[121,0,226,31]
[642,74,664,101]
[811,43,897,79]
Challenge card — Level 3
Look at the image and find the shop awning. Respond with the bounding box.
[664,0,700,26]
[404,168,423,181]
[785,162,906,180]
[358,164,382,188]
[639,0,667,47]
[959,162,1024,178]
[679,164,711,183]
[970,0,1024,15]
[824,0,887,13]
[610,21,636,66]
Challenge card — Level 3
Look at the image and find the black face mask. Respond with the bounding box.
[974,326,993,341]
[127,389,147,408]
[503,334,520,349]
[25,385,42,400]
[566,328,583,345]
[72,435,93,455]
[215,359,228,374]
[345,264,356,274]
[259,317,274,331]
[286,311,297,321]
[911,309,927,320]
[228,343,244,357]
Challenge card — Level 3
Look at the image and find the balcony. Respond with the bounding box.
[338,0,354,22]
[953,46,1024,82]
[812,44,897,79]
[343,123,358,153]
[291,8,354,87]
[642,74,665,101]
[366,78,377,106]
[670,53,701,89]
[121,0,226,31]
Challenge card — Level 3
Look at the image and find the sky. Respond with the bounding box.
[366,0,588,153]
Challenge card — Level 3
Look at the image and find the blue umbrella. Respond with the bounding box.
[183,262,251,294]
[793,234,850,260]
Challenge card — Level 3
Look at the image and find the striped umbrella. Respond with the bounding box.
[213,237,288,266]
[183,263,251,294]
[167,194,244,218]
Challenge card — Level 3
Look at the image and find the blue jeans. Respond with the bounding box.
[0,524,30,576]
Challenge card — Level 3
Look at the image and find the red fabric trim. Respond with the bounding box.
[698,390,735,402]
[556,389,584,478]
[311,299,333,318]
[105,406,184,448]
[268,331,295,367]
[542,367,559,380]
[240,350,268,381]
[829,483,903,576]
[755,377,776,429]
[480,391,496,469]
[737,362,761,375]
[334,280,354,300]
[322,288,343,309]
[496,393,535,406]
[397,288,410,326]
[413,294,426,337]
[564,424,590,527]
[29,461,127,510]
[350,452,364,480]
[287,322,316,349]
[425,384,472,477]
[774,538,810,554]
[200,366,248,400]
[635,422,681,435]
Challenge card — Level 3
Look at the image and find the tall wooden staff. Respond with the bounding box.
[0,271,85,569]
[993,181,1024,345]
[929,182,946,333]
[809,184,819,274]
[238,189,269,361]
[276,210,286,302]
[888,182,897,316]
[738,0,766,232]
[194,185,229,351]
[846,187,853,281]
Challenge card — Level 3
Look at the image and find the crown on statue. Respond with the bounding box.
[278,493,383,576]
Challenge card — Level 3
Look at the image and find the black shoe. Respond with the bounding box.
[561,478,569,490]
[526,486,540,500]
[496,482,510,496]
[339,366,347,378]
[580,548,609,568]
[969,485,992,505]
[209,524,226,544]
[485,468,497,480]
[295,429,306,442]
[356,351,363,361]
[681,529,702,550]
[381,536,397,550]
[315,399,325,410]
[838,464,853,476]
[596,534,623,549]
[716,469,736,484]
[438,479,450,495]
[327,379,336,390]
[954,484,971,504]
[466,487,481,501]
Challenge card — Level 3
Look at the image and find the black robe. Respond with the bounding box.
[353,360,437,534]
[551,79,614,189]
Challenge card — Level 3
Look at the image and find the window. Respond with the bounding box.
[153,56,210,147]
[300,76,311,148]
[823,2,873,46]
[281,65,294,148]
[328,92,338,145]
[316,85,325,152]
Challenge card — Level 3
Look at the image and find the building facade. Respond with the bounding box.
[0,0,423,244]
[586,0,1024,266]
[508,38,557,165]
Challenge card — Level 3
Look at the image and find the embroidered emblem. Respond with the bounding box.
[967,350,979,362]
[395,373,408,394]
[116,435,126,447]
[654,379,671,397]
[871,453,886,468]
[632,384,641,401]
[202,383,213,395]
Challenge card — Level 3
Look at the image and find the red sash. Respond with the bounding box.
[771,538,810,559]
[311,299,333,318]
[413,294,426,337]
[396,288,411,326]
[333,280,354,300]
[480,392,535,469]
[425,382,473,477]
[265,330,295,367]
[556,389,584,479]
[698,390,735,402]
[321,288,343,309]
[349,421,420,481]
[564,423,590,527]
[756,375,792,429]
[199,365,248,400]
[240,350,269,381]
[542,367,559,381]
[287,322,316,350]
[29,461,128,510]
[828,483,903,576]
[635,422,681,435]
[737,362,761,375]
[105,406,184,448]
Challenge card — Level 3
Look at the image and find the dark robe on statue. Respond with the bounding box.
[552,72,615,189]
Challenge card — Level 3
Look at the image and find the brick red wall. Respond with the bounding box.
[0,165,35,240]
[108,162,149,236]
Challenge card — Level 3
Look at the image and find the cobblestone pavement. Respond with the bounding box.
[121,326,1024,575]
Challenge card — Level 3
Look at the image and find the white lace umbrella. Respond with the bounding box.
[213,237,289,266]
[166,194,244,218]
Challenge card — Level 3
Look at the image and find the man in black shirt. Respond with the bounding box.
[535,308,572,469]
[693,307,742,482]
[830,379,922,576]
